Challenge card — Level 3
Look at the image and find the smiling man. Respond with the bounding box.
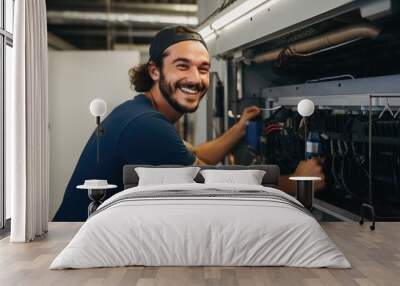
[53,26,324,221]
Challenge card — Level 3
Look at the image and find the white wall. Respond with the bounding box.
[48,51,140,219]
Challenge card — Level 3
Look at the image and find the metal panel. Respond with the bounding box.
[261,74,400,107]
[0,36,4,229]
[207,74,215,141]
[205,0,391,56]
[360,0,392,19]
[0,0,2,29]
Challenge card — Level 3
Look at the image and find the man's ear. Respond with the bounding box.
[148,62,160,81]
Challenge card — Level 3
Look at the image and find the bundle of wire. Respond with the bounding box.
[264,123,283,135]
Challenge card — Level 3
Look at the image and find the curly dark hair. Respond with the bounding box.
[128,55,165,92]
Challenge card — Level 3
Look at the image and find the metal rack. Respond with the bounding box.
[359,94,400,230]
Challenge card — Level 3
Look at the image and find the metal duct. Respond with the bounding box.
[47,10,198,26]
[253,24,381,64]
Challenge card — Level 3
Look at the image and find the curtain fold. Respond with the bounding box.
[10,0,49,242]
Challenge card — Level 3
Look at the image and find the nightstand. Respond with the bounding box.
[289,176,321,210]
[77,180,117,217]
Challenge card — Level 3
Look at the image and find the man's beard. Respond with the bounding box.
[158,71,207,113]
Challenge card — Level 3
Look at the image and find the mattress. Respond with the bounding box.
[50,183,351,269]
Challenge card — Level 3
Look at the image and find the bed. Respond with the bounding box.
[50,165,350,269]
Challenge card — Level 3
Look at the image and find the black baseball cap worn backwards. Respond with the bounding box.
[149,25,208,62]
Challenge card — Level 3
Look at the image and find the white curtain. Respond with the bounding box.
[9,0,49,242]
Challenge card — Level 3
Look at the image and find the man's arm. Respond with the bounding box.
[188,106,260,165]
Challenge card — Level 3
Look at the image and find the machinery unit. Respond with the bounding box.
[199,0,400,220]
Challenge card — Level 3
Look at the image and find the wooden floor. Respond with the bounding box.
[0,222,399,286]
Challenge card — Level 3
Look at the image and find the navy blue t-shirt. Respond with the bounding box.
[53,94,195,221]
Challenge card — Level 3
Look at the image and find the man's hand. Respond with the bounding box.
[238,106,261,126]
[293,158,326,191]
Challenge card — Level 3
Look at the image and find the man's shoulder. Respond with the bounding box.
[127,110,170,128]
[118,108,175,148]
[117,98,171,136]
[110,94,162,122]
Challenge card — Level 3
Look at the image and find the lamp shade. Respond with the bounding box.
[89,99,107,117]
[297,99,315,117]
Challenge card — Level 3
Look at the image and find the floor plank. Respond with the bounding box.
[0,222,399,286]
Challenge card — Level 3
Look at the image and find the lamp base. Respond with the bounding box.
[87,189,106,216]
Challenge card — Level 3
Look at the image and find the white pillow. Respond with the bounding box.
[200,169,266,185]
[135,167,201,186]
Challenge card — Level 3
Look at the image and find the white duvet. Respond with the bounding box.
[50,183,351,269]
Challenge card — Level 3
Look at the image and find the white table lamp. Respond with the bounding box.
[89,99,107,163]
[90,99,107,117]
[297,99,314,117]
[297,99,315,160]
